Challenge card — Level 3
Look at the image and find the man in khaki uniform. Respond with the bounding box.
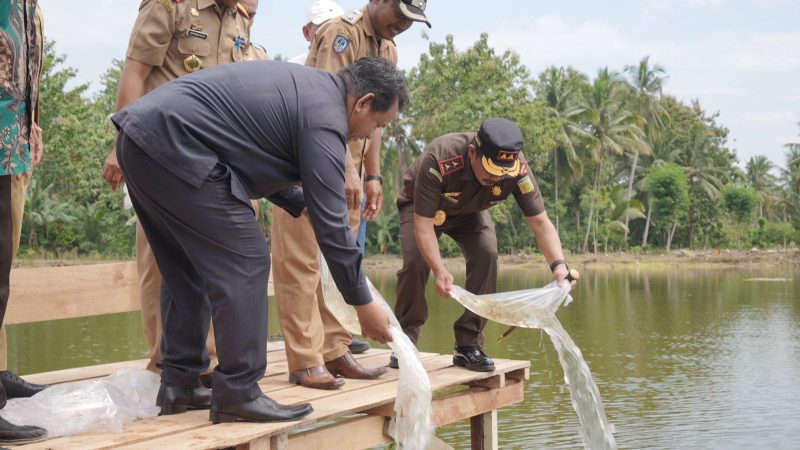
[272,0,430,390]
[101,0,254,384]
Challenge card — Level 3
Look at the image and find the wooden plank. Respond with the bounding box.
[432,379,524,427]
[110,356,454,450]
[7,262,275,325]
[25,342,288,386]
[287,416,390,449]
[22,359,151,386]
[7,262,140,324]
[470,410,498,450]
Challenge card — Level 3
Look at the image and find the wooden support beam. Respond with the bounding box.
[270,433,288,450]
[470,410,498,450]
[427,436,456,450]
[287,416,390,449]
[432,379,524,427]
[237,435,271,450]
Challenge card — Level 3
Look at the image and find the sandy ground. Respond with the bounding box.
[364,248,800,273]
[14,248,800,271]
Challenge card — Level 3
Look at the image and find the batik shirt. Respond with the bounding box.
[0,0,41,175]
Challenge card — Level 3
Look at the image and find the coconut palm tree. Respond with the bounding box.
[745,155,777,219]
[579,68,648,253]
[622,56,666,245]
[535,66,586,232]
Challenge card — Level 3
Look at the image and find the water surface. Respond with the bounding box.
[9,267,800,449]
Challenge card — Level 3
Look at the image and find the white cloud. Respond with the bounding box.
[642,0,724,13]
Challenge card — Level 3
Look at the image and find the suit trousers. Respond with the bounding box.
[136,223,218,374]
[394,204,498,347]
[118,133,267,405]
[0,172,30,371]
[271,207,352,372]
[0,176,13,407]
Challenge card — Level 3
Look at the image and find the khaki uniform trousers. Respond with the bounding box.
[271,206,356,372]
[138,200,260,373]
[0,173,30,371]
[394,205,498,347]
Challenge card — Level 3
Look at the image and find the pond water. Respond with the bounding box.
[9,267,800,449]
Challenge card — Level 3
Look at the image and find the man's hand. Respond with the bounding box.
[553,265,577,289]
[30,122,43,167]
[344,156,362,211]
[433,269,454,299]
[102,148,125,191]
[362,179,383,221]
[355,301,392,343]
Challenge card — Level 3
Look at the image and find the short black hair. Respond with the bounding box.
[339,57,409,113]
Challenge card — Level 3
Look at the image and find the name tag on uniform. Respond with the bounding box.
[187,29,208,40]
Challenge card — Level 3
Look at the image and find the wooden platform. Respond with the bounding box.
[7,263,530,449]
[16,343,528,449]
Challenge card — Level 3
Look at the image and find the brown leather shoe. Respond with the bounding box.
[325,352,388,380]
[288,365,344,390]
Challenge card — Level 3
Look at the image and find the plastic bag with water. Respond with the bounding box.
[320,258,434,450]
[0,369,161,438]
[451,283,618,450]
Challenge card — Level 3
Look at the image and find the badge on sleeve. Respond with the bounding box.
[332,34,350,54]
[491,186,502,196]
[433,210,447,226]
[518,176,535,194]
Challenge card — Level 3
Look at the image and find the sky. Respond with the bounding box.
[39,0,800,169]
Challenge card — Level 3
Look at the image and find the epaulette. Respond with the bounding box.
[236,3,249,19]
[438,155,465,176]
[342,8,364,25]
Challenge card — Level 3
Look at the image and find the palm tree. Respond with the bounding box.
[745,155,777,219]
[579,68,649,253]
[622,56,666,246]
[535,66,586,232]
[681,123,724,246]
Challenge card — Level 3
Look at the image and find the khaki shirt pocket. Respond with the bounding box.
[177,35,210,57]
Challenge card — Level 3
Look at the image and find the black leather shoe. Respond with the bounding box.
[156,382,212,415]
[210,394,313,423]
[453,346,496,372]
[348,337,370,354]
[0,371,47,398]
[0,417,47,445]
[388,353,399,369]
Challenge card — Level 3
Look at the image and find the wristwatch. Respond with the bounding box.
[364,174,383,185]
[549,259,568,272]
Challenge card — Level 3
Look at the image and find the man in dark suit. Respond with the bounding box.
[112,57,407,423]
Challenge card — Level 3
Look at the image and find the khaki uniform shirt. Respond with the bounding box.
[398,133,546,223]
[305,6,398,170]
[126,0,250,94]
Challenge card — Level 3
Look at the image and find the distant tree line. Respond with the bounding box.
[21,35,800,259]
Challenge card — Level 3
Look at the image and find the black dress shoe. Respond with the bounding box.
[0,417,47,445]
[210,394,312,423]
[348,337,370,354]
[0,371,47,398]
[453,346,496,372]
[156,382,212,415]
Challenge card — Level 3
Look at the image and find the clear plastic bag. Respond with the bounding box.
[449,281,573,329]
[0,369,161,437]
[320,258,433,449]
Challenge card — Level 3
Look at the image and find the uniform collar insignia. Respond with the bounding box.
[439,155,465,176]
